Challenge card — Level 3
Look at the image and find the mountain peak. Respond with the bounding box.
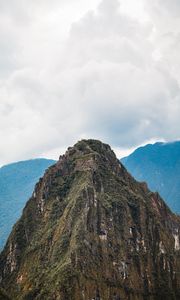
[56,139,121,177]
[62,139,116,163]
[0,140,180,300]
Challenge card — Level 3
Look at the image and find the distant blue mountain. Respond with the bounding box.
[0,158,56,250]
[121,141,180,214]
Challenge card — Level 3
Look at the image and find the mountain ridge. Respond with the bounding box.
[121,141,180,213]
[0,158,56,249]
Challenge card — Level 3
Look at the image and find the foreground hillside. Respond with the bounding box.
[122,141,180,214]
[0,140,180,300]
[0,159,56,249]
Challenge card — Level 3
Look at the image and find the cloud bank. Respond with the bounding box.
[0,0,180,164]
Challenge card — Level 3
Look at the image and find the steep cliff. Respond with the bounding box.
[0,140,180,300]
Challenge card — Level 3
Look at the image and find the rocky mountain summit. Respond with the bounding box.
[0,140,180,300]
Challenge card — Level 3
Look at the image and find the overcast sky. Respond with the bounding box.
[0,0,180,165]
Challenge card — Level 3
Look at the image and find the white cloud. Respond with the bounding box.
[0,0,180,165]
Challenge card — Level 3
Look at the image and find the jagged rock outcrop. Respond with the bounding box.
[0,140,180,300]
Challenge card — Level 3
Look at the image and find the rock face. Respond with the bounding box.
[0,140,180,300]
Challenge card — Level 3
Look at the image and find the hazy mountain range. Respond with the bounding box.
[122,141,180,214]
[0,140,179,300]
[0,159,56,249]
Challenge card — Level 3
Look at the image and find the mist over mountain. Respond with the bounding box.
[121,141,180,214]
[0,140,179,300]
[0,159,56,250]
